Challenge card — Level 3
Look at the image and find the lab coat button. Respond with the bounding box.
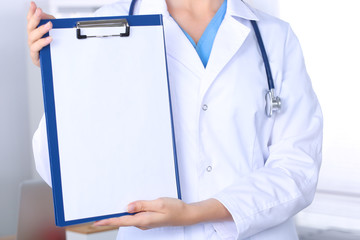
[206,166,212,172]
[202,104,208,111]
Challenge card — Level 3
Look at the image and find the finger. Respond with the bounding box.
[95,211,159,227]
[127,199,164,213]
[28,21,52,46]
[30,36,52,66]
[30,51,40,67]
[30,36,52,53]
[27,8,55,34]
[27,1,37,22]
[94,215,140,227]
[27,7,43,33]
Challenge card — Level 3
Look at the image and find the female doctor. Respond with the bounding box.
[27,0,323,239]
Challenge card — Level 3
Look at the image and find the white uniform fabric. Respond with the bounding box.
[32,0,323,239]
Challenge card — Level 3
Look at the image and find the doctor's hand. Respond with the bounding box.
[93,198,232,230]
[27,1,55,67]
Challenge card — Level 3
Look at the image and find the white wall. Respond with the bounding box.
[0,0,33,236]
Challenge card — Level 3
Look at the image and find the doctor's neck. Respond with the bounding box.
[165,0,224,44]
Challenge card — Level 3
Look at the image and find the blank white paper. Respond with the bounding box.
[49,25,178,221]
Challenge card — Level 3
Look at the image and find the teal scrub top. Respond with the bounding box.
[177,0,227,67]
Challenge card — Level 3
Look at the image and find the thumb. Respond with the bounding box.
[127,199,161,213]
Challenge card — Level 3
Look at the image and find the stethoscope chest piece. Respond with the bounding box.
[265,90,281,118]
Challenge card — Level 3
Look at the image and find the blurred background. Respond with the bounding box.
[1,0,359,238]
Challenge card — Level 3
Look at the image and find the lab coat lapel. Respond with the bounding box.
[135,0,259,85]
[164,17,206,79]
[201,16,250,98]
[138,0,205,78]
[200,0,259,98]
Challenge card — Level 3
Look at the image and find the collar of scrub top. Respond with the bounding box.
[175,0,227,68]
[129,0,281,118]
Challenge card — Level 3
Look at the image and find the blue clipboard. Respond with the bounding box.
[39,14,181,227]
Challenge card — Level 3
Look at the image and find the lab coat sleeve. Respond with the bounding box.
[212,24,323,239]
[32,114,52,187]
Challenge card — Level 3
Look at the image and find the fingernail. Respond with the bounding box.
[35,8,40,16]
[45,21,52,29]
[46,36,53,43]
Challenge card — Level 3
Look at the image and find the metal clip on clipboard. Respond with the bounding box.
[76,19,130,39]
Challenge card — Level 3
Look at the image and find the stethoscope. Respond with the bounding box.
[129,0,281,118]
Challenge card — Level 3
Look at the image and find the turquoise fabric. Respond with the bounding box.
[179,0,227,67]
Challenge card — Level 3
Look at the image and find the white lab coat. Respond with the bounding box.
[32,0,323,239]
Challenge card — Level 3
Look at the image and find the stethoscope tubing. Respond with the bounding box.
[129,0,136,16]
[250,20,274,90]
